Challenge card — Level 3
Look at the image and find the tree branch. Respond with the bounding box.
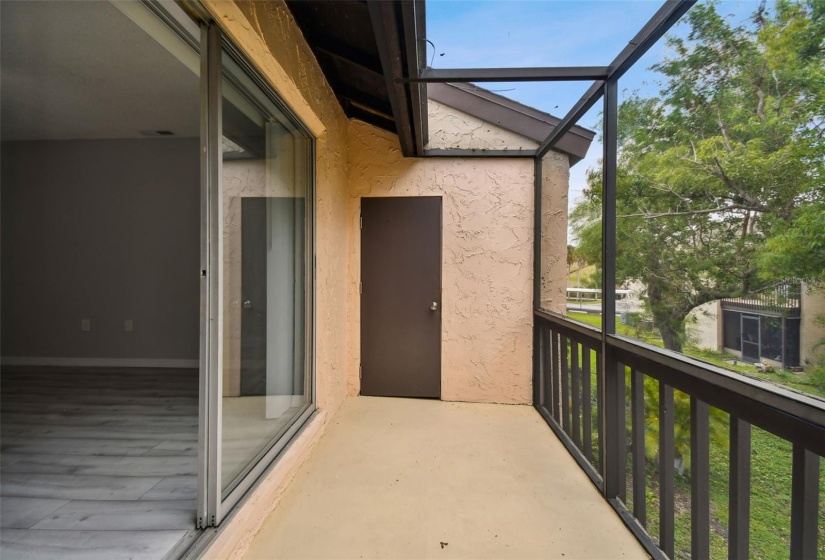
[618,204,757,219]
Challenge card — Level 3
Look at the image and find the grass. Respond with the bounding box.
[562,311,825,558]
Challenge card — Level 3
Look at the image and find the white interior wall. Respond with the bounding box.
[1,138,201,366]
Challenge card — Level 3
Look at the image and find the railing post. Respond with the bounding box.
[631,369,646,527]
[729,417,751,560]
[603,348,625,500]
[532,322,542,408]
[690,397,710,559]
[790,445,819,560]
[659,384,675,558]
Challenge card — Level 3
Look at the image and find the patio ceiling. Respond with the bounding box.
[284,0,403,136]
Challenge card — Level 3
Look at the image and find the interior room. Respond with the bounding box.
[1,2,201,557]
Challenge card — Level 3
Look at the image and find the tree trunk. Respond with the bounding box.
[656,319,684,353]
[647,280,686,353]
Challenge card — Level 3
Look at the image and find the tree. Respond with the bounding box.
[573,0,825,352]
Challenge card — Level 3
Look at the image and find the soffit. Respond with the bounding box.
[284,0,397,134]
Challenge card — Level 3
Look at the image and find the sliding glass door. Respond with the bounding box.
[200,25,316,524]
[216,44,314,507]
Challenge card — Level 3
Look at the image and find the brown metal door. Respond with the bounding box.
[360,197,441,398]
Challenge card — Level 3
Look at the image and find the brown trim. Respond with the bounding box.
[428,82,595,165]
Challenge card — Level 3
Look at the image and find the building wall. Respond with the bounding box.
[686,301,720,351]
[1,138,200,365]
[540,150,570,313]
[346,120,541,404]
[801,287,825,366]
[426,99,536,151]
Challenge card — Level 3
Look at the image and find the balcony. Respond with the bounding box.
[206,309,825,559]
[243,397,646,559]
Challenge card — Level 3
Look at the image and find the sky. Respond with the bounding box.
[425,0,768,215]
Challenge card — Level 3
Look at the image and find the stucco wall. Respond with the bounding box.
[348,119,553,405]
[540,150,570,313]
[686,301,720,351]
[801,287,825,366]
[426,99,536,151]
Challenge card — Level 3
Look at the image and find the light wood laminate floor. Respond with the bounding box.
[1,367,200,560]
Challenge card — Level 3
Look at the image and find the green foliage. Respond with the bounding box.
[758,204,825,285]
[633,373,728,468]
[572,0,825,352]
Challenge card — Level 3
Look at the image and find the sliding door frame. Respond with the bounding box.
[199,21,318,527]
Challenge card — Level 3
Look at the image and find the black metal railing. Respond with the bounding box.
[534,308,824,560]
[721,281,802,317]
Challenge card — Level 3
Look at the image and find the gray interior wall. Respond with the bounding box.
[1,138,200,361]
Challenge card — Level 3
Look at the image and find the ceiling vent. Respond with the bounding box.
[139,130,175,137]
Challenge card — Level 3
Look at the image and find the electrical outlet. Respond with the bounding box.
[81,318,91,332]
[124,319,133,332]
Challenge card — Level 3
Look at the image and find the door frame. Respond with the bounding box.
[359,195,443,398]
[740,314,761,363]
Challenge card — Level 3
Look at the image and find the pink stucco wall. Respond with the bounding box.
[347,120,538,404]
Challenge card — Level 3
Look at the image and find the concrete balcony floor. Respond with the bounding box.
[244,397,646,560]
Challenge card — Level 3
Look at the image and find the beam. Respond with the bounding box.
[536,80,604,158]
[368,0,416,156]
[405,66,610,83]
[608,0,696,81]
[536,0,695,158]
[314,44,383,76]
[422,148,536,158]
[346,102,397,133]
[400,0,426,154]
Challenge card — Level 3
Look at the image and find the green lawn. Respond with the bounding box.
[563,311,825,558]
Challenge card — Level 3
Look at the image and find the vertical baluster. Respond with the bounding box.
[690,397,710,559]
[533,321,542,407]
[582,346,593,463]
[631,368,646,527]
[571,340,581,448]
[659,383,675,558]
[604,351,626,500]
[596,350,605,479]
[729,417,750,560]
[561,336,570,434]
[616,362,627,504]
[551,331,561,421]
[790,445,820,560]
[541,327,552,414]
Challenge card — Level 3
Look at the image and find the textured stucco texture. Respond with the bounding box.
[540,151,570,313]
[426,99,536,151]
[347,120,539,404]
[801,287,825,366]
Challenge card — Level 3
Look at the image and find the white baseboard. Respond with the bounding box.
[1,357,199,369]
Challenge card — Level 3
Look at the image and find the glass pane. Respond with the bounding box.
[219,52,311,496]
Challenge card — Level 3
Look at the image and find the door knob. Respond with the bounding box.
[430,301,439,311]
[243,300,253,309]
